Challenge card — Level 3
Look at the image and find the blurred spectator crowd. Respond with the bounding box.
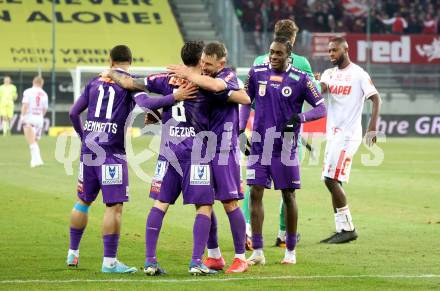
[233,0,440,34]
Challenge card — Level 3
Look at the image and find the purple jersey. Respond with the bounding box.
[246,63,324,156]
[76,71,135,155]
[145,73,211,161]
[207,67,240,153]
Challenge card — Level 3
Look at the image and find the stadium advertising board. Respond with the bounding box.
[313,34,440,64]
[346,34,440,64]
[0,0,183,69]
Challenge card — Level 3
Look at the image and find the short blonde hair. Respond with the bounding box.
[33,75,44,86]
[274,19,299,39]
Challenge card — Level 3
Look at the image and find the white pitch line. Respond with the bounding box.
[1,274,440,284]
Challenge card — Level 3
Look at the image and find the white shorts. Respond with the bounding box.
[23,115,44,140]
[321,138,361,183]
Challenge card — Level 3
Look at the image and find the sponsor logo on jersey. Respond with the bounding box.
[307,80,320,98]
[190,165,210,185]
[288,72,300,81]
[258,84,266,96]
[270,75,283,82]
[148,73,168,81]
[270,83,280,89]
[168,76,189,86]
[101,164,123,185]
[223,71,234,82]
[281,86,292,97]
[329,85,352,95]
[254,67,268,72]
[154,160,167,181]
[246,169,256,180]
[150,180,162,193]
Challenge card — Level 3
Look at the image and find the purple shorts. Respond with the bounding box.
[246,155,301,190]
[149,157,214,205]
[77,154,129,204]
[212,151,244,201]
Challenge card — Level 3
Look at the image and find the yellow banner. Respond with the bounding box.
[0,0,183,69]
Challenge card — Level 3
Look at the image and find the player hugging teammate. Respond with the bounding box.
[66,21,380,276]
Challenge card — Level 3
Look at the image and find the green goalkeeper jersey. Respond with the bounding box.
[253,52,321,92]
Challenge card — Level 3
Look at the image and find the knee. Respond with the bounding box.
[106,202,123,214]
[223,200,239,212]
[250,185,264,200]
[281,189,295,205]
[324,177,338,189]
[196,205,212,217]
[154,200,169,213]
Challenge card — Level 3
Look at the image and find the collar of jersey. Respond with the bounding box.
[268,63,291,72]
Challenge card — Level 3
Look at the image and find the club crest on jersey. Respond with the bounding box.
[190,165,210,185]
[102,164,122,185]
[154,160,168,181]
[281,86,292,97]
[258,84,266,96]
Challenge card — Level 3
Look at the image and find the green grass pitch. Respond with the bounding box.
[0,136,439,290]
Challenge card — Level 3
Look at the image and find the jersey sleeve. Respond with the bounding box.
[42,92,49,109]
[144,73,169,95]
[22,90,29,104]
[320,69,331,86]
[360,70,379,100]
[302,75,325,107]
[216,68,239,91]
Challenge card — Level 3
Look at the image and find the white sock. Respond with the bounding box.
[29,144,37,162]
[284,248,296,259]
[253,248,264,257]
[336,206,354,231]
[68,249,79,257]
[234,253,246,261]
[245,223,252,237]
[207,247,222,259]
[103,257,117,267]
[34,143,43,163]
[334,213,343,232]
[277,230,286,240]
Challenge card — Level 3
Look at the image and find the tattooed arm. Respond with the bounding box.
[105,70,146,91]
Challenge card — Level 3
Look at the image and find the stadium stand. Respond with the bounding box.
[232,0,440,34]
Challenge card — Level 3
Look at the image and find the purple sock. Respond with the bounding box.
[69,227,84,250]
[252,233,263,250]
[207,211,218,249]
[192,214,211,264]
[145,207,165,263]
[103,234,119,258]
[227,208,246,255]
[286,233,297,251]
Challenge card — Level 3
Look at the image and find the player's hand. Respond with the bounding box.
[365,125,377,147]
[167,64,192,79]
[239,129,251,156]
[314,72,321,81]
[283,114,301,132]
[173,82,198,101]
[144,109,161,125]
[100,69,110,79]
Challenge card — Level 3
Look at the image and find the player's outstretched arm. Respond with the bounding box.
[133,83,198,110]
[167,64,226,92]
[228,89,251,105]
[103,70,146,91]
[365,93,382,146]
